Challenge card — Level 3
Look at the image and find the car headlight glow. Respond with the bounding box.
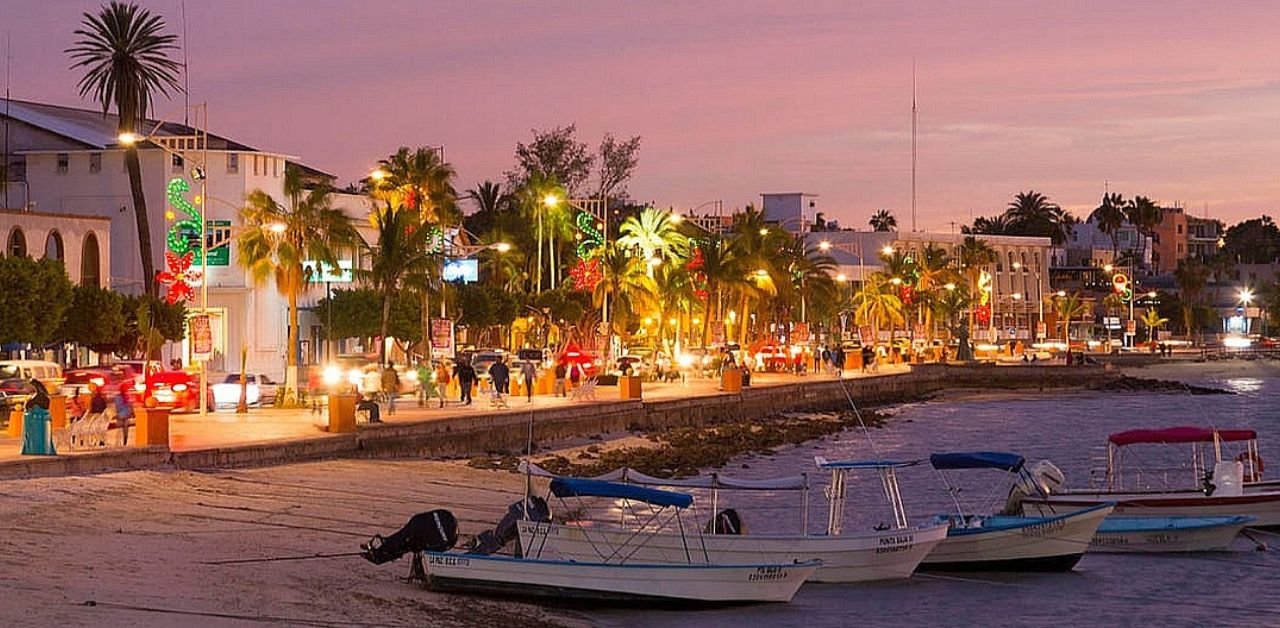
[323,365,342,386]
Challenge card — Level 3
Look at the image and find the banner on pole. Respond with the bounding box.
[711,322,726,346]
[431,318,454,357]
[792,322,810,344]
[190,314,213,359]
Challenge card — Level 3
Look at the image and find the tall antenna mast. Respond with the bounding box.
[181,0,190,125]
[911,58,917,232]
[4,31,10,210]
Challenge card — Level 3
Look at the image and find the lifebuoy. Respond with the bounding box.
[1237,451,1265,482]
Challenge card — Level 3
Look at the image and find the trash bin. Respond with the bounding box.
[49,395,67,430]
[619,376,642,400]
[721,368,743,393]
[21,406,56,455]
[328,393,357,433]
[136,406,171,447]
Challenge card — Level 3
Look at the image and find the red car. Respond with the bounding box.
[143,370,213,413]
[65,365,137,396]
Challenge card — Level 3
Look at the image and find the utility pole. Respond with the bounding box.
[911,59,917,233]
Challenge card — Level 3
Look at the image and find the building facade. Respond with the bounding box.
[0,209,111,287]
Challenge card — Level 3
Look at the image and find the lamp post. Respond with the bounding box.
[1240,287,1254,335]
[119,103,211,416]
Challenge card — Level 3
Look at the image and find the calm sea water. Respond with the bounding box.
[588,363,1280,628]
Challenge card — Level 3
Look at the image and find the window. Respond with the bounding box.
[89,152,102,173]
[1177,243,1184,254]
[1020,252,1027,269]
[227,153,239,174]
[1177,224,1183,235]
[81,232,101,287]
[44,231,64,261]
[272,158,279,177]
[253,155,261,176]
[7,227,27,257]
[172,153,184,173]
[56,153,69,174]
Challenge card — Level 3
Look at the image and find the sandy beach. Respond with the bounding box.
[0,459,584,628]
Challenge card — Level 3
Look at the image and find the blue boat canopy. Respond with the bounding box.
[549,477,694,509]
[929,452,1025,472]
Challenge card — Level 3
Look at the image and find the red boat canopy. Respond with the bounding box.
[1108,427,1258,447]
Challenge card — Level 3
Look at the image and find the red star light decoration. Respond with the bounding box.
[570,258,603,291]
[156,250,203,304]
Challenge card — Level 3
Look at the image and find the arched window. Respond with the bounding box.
[81,232,100,287]
[7,227,26,257]
[1007,251,1015,269]
[44,230,64,261]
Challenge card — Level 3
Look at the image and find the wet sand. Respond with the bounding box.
[0,460,584,628]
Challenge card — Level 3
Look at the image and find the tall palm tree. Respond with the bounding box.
[1090,193,1127,257]
[869,209,898,232]
[958,236,997,337]
[1006,190,1075,245]
[1174,258,1210,339]
[68,1,183,297]
[1141,309,1169,344]
[695,236,741,347]
[618,208,690,269]
[913,244,958,340]
[467,180,506,215]
[1126,195,1162,271]
[238,169,357,401]
[592,245,655,343]
[359,205,439,366]
[853,273,904,344]
[966,214,1016,236]
[372,146,458,354]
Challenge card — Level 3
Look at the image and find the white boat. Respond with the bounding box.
[422,478,816,605]
[917,452,1113,571]
[517,461,949,583]
[422,551,817,604]
[1090,516,1254,553]
[1014,427,1280,528]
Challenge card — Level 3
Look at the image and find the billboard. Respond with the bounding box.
[302,260,354,283]
[443,258,479,283]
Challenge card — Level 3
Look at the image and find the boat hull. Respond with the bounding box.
[1089,516,1253,553]
[920,504,1112,571]
[518,521,949,583]
[421,551,816,604]
[1021,491,1280,528]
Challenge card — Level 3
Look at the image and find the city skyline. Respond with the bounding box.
[5,0,1280,228]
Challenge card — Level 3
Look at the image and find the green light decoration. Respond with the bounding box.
[165,177,203,255]
[426,226,444,255]
[574,211,603,258]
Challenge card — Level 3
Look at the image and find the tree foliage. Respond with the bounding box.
[0,256,74,346]
[56,284,126,351]
[1221,216,1280,264]
[316,288,420,343]
[508,124,594,195]
[595,133,642,200]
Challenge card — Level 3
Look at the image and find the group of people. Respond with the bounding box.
[818,346,847,378]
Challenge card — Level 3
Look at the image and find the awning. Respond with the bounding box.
[520,462,809,491]
[929,452,1025,472]
[1108,427,1258,447]
[549,477,693,509]
[815,456,922,470]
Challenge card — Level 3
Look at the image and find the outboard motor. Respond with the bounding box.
[466,496,551,556]
[704,508,746,535]
[1003,460,1066,515]
[360,509,459,565]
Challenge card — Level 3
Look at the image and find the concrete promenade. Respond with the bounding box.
[0,363,1111,480]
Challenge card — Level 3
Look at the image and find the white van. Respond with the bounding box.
[0,360,65,390]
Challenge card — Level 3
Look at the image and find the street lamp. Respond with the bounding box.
[819,240,832,252]
[1240,287,1255,335]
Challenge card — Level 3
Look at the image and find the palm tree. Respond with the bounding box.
[1090,193,1127,257]
[592,245,655,343]
[853,273,904,344]
[695,236,741,347]
[958,236,997,337]
[359,205,439,366]
[68,1,182,297]
[1141,309,1169,344]
[618,208,690,269]
[467,180,506,215]
[1174,258,1210,340]
[1006,190,1076,245]
[372,146,458,354]
[966,214,1016,236]
[913,244,958,340]
[869,209,898,232]
[1053,292,1088,345]
[1126,196,1162,271]
[238,168,357,402]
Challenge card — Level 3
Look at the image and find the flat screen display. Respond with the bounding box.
[443,258,479,283]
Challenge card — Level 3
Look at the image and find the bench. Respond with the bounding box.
[569,378,597,402]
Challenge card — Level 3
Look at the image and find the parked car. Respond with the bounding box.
[143,370,212,413]
[753,345,791,372]
[64,365,137,396]
[0,360,64,392]
[210,373,281,407]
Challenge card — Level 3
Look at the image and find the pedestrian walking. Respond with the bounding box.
[382,363,400,416]
[113,390,133,446]
[569,361,583,389]
[520,359,537,403]
[434,361,451,408]
[416,362,431,407]
[832,346,844,378]
[554,362,567,397]
[456,360,476,406]
[490,357,510,396]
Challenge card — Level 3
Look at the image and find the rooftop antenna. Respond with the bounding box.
[911,58,917,233]
[181,0,190,126]
[3,31,10,210]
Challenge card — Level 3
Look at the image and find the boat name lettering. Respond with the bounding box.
[428,555,471,567]
[878,535,914,546]
[748,566,788,582]
[1144,534,1174,545]
[1021,519,1066,537]
[875,543,916,554]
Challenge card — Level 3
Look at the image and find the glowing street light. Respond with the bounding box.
[759,228,769,236]
[267,222,287,234]
[542,193,560,208]
[944,282,956,291]
[836,273,848,282]
[369,168,388,182]
[1056,290,1067,297]
[890,277,902,286]
[882,245,895,256]
[116,132,142,145]
[493,242,512,253]
[669,212,684,224]
[819,240,832,251]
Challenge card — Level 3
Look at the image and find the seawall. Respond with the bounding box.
[0,365,1113,479]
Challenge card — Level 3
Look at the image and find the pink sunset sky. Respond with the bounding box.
[5,0,1280,229]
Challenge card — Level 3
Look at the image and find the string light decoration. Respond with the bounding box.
[976,270,993,325]
[569,210,606,291]
[156,250,202,304]
[164,177,203,256]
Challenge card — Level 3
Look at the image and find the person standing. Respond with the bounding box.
[520,359,537,403]
[456,360,476,406]
[382,364,400,416]
[554,362,567,397]
[568,361,583,390]
[832,346,844,378]
[490,357,510,396]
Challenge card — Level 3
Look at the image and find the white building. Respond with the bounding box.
[2,98,369,377]
[0,208,111,287]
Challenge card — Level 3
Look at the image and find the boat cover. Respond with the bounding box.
[815,456,921,470]
[519,462,809,491]
[1108,427,1258,446]
[929,452,1025,472]
[549,477,694,509]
